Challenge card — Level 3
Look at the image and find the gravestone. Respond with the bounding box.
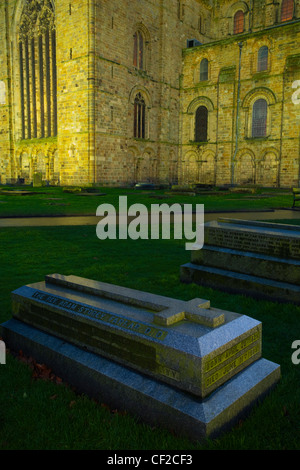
[33,172,43,187]
[181,218,300,305]
[1,273,280,441]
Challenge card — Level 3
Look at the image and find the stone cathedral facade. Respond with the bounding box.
[0,0,299,187]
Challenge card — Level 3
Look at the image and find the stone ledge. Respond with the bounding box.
[180,262,300,305]
[191,245,300,285]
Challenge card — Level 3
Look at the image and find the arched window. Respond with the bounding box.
[200,59,208,81]
[133,31,144,70]
[195,106,208,142]
[234,10,244,34]
[134,93,146,139]
[18,0,57,140]
[199,14,205,33]
[281,0,294,21]
[257,46,269,72]
[252,99,268,138]
[178,0,185,20]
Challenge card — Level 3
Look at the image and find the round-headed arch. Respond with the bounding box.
[242,87,276,109]
[227,1,249,17]
[187,96,214,114]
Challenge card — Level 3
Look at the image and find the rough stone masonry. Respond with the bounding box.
[0,0,299,187]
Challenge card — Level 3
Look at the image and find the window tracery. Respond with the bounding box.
[18,0,57,140]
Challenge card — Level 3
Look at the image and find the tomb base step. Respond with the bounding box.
[0,318,280,443]
[191,245,300,286]
[180,263,300,305]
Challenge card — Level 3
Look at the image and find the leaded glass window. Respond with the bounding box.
[195,106,208,142]
[133,31,144,70]
[252,99,267,138]
[18,0,57,139]
[134,93,146,139]
[200,59,208,81]
[234,10,244,34]
[257,46,269,72]
[281,0,294,21]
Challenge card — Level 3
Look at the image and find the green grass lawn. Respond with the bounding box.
[1,221,300,450]
[0,184,295,217]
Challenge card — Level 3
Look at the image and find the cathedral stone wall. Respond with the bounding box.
[0,1,13,185]
[92,0,211,186]
[180,4,300,188]
[0,0,299,188]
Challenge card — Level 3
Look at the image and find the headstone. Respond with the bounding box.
[180,218,300,305]
[1,273,280,441]
[33,172,43,187]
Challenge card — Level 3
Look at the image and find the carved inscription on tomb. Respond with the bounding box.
[203,330,260,373]
[31,291,168,341]
[206,228,300,259]
[203,330,261,391]
[204,343,260,389]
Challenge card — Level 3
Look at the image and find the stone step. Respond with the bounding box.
[180,262,300,305]
[191,245,300,285]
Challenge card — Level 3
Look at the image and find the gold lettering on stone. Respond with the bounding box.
[157,365,180,381]
[207,228,300,258]
[203,330,260,373]
[31,291,168,341]
[204,343,260,389]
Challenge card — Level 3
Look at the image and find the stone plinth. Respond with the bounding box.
[180,218,300,304]
[1,273,280,441]
[203,218,300,260]
[10,273,262,398]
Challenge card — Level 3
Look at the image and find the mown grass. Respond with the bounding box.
[0,222,300,450]
[0,184,294,217]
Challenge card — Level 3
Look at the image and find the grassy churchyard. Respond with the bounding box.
[0,184,300,450]
[0,184,295,216]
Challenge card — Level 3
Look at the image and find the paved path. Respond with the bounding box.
[0,209,300,227]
